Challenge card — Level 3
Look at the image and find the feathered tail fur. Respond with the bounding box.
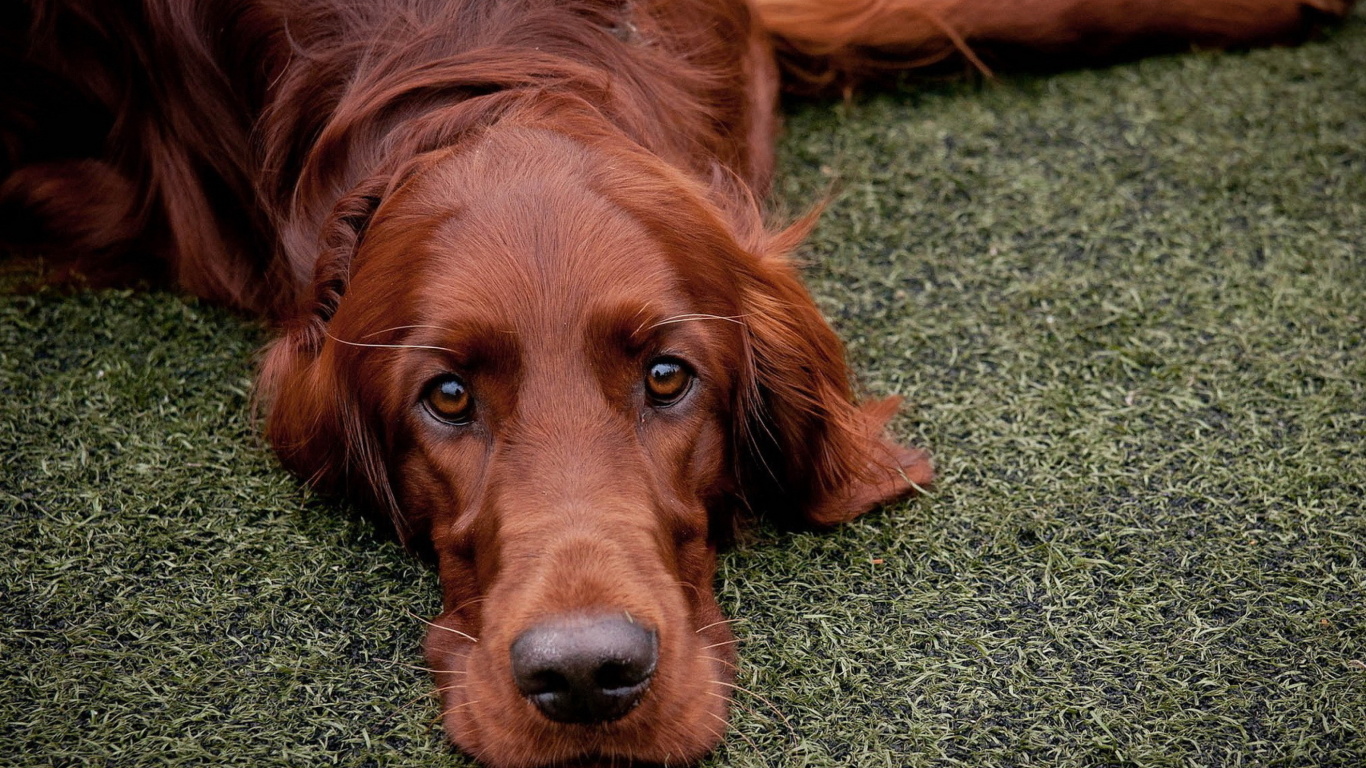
[751,0,1357,91]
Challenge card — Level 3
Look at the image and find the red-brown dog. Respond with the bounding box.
[1,1,1350,765]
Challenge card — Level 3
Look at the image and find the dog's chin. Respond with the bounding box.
[424,613,737,768]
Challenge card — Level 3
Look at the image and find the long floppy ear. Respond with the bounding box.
[255,178,408,539]
[735,225,932,527]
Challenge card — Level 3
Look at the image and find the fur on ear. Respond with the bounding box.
[255,174,411,541]
[734,222,932,527]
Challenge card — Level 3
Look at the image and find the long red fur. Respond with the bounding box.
[756,0,1355,90]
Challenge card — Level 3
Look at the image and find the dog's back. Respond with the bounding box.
[3,0,1352,316]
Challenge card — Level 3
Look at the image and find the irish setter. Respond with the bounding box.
[1,1,1350,765]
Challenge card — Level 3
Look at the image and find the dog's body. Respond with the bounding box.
[1,1,1351,766]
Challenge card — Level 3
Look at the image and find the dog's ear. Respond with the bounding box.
[734,224,932,527]
[256,179,407,537]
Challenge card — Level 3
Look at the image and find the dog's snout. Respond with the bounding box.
[510,614,658,724]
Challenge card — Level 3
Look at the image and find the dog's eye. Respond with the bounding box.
[645,358,692,406]
[423,375,474,424]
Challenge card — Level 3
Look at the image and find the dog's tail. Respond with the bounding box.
[751,0,1357,92]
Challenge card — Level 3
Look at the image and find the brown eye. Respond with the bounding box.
[423,375,474,424]
[645,358,692,406]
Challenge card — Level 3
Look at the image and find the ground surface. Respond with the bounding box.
[2,13,1364,768]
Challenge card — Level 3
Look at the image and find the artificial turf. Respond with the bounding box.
[2,12,1364,768]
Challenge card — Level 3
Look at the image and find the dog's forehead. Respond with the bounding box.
[410,174,689,343]
[351,132,739,368]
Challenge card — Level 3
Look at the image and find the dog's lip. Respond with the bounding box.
[564,758,668,768]
[529,737,678,768]
[553,757,656,768]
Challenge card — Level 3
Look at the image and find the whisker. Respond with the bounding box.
[674,579,705,604]
[437,698,483,723]
[713,680,795,737]
[373,658,467,675]
[694,617,746,634]
[707,688,790,758]
[701,653,740,674]
[379,677,464,726]
[699,638,741,650]
[380,691,439,725]
[406,609,479,643]
[705,708,762,758]
[445,595,489,614]
[326,331,458,355]
[647,313,750,330]
[361,324,460,339]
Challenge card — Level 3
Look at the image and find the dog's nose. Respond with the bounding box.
[510,614,658,724]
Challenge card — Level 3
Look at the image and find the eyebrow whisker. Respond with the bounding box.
[361,324,462,339]
[646,313,750,330]
[326,331,459,355]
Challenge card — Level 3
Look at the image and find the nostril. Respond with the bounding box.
[520,669,570,697]
[595,659,646,692]
[510,613,658,725]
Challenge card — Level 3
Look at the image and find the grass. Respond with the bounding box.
[3,14,1364,768]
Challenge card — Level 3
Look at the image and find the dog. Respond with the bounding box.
[1,1,1351,765]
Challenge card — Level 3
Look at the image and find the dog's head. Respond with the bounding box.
[260,115,930,767]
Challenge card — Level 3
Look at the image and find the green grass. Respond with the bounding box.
[3,16,1365,768]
